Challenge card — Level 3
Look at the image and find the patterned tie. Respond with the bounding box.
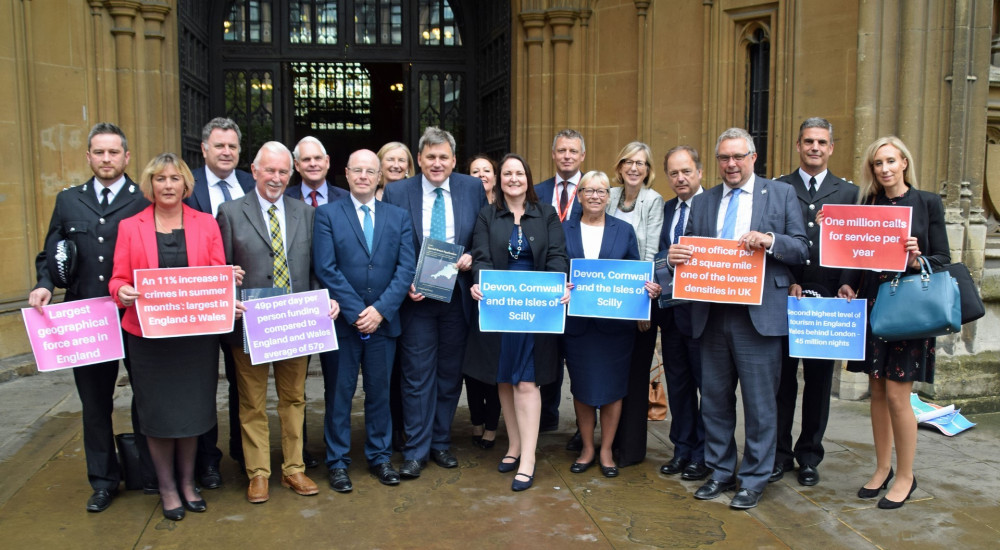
[309,190,319,208]
[360,204,374,253]
[673,202,687,245]
[559,182,569,215]
[218,180,233,202]
[719,188,742,240]
[100,188,111,212]
[267,205,290,290]
[430,187,446,241]
[808,176,817,199]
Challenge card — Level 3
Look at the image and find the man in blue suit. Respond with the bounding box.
[183,117,256,489]
[313,149,415,492]
[657,145,708,482]
[382,127,487,478]
[287,136,350,206]
[668,128,808,510]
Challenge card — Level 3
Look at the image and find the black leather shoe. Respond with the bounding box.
[303,450,320,469]
[142,482,160,495]
[769,462,791,483]
[477,436,496,450]
[877,476,917,509]
[370,462,400,485]
[730,488,763,509]
[693,478,736,500]
[681,462,711,481]
[181,494,207,513]
[199,465,223,489]
[798,465,820,486]
[162,505,185,521]
[399,459,423,479]
[858,468,894,499]
[430,448,458,469]
[511,470,535,492]
[328,468,353,493]
[659,456,690,475]
[600,464,619,478]
[85,488,117,513]
[565,430,583,452]
[569,460,594,474]
[498,456,520,473]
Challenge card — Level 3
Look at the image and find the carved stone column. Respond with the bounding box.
[634,1,651,142]
[140,1,171,157]
[547,8,578,131]
[519,9,546,171]
[104,1,140,135]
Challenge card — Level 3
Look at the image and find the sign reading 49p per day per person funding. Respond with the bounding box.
[22,297,125,372]
[820,204,911,271]
[672,236,766,305]
[134,265,236,338]
[568,258,653,321]
[478,270,566,333]
[242,289,338,365]
[787,296,867,361]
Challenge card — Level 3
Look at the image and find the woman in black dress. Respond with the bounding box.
[833,137,949,509]
[110,153,240,520]
[466,154,569,491]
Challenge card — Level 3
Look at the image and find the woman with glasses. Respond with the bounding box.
[606,141,665,467]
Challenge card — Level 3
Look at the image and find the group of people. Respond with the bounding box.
[30,115,943,519]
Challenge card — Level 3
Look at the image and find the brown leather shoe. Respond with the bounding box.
[247,475,269,504]
[281,472,319,496]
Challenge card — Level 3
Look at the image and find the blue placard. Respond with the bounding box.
[478,270,566,333]
[567,258,653,321]
[787,297,867,361]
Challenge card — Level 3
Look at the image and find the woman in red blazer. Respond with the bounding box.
[109,153,236,521]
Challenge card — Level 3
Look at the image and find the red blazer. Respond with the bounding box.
[110,204,226,336]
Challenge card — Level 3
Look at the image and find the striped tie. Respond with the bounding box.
[268,205,290,290]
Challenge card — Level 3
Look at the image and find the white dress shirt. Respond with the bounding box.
[206,166,246,217]
[716,174,755,239]
[420,176,455,243]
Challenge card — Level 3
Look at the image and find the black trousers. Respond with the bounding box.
[775,338,834,469]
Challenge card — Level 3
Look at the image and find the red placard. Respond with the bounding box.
[819,204,910,271]
[672,237,766,305]
[134,265,236,338]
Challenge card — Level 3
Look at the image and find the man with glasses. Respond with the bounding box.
[667,128,807,509]
[313,149,415,492]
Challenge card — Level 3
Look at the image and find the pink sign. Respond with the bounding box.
[22,297,125,372]
[820,204,911,271]
[134,265,236,338]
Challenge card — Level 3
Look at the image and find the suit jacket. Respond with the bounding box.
[284,182,349,204]
[536,176,584,222]
[685,178,808,338]
[312,198,416,338]
[381,173,487,319]
[606,186,665,262]
[184,166,255,215]
[109,204,227,336]
[35,176,149,301]
[776,171,859,295]
[659,196,696,337]
[563,215,639,336]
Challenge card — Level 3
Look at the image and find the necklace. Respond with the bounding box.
[154,207,184,233]
[617,190,637,213]
[508,225,524,259]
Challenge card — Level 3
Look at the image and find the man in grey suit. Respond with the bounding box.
[668,128,808,509]
[772,118,859,487]
[217,142,339,504]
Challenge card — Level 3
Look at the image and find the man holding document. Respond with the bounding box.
[668,128,808,509]
[217,142,337,503]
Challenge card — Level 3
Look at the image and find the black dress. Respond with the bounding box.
[127,229,220,438]
[496,225,537,384]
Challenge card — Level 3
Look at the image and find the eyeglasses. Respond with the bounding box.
[348,167,379,177]
[716,153,750,163]
[581,188,609,197]
[621,159,647,168]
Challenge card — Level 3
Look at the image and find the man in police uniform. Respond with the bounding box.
[29,122,151,512]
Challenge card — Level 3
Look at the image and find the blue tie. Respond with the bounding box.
[218,180,233,202]
[673,202,687,245]
[719,188,742,239]
[430,187,446,241]
[361,204,374,253]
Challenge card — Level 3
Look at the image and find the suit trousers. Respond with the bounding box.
[74,359,122,491]
[196,344,241,472]
[321,332,395,469]
[776,339,834,469]
[700,304,781,493]
[397,299,468,461]
[231,347,307,478]
[660,313,705,463]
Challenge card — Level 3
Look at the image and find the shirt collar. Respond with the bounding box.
[95,175,127,200]
[798,168,828,187]
[725,173,755,197]
[677,186,704,208]
[557,172,582,187]
[205,166,234,187]
[302,181,328,199]
[421,177,451,195]
[350,193,375,212]
[256,190,284,215]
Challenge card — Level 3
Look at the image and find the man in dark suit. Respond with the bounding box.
[382,127,486,478]
[287,136,349,206]
[668,128,808,510]
[29,122,151,512]
[657,145,709,482]
[534,129,586,436]
[313,149,415,492]
[772,118,859,487]
[183,117,255,489]
[218,142,337,503]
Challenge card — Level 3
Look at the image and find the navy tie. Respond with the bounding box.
[673,202,687,245]
[808,176,817,198]
[719,188,742,240]
[100,188,111,212]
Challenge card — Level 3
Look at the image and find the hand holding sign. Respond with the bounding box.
[819,204,911,271]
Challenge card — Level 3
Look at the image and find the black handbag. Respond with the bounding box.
[870,256,961,340]
[939,263,985,324]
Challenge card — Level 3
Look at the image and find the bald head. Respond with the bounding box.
[345,149,380,202]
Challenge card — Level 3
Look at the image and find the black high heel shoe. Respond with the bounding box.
[511,469,535,492]
[162,502,185,521]
[497,456,520,473]
[181,493,207,513]
[878,476,917,509]
[857,468,894,499]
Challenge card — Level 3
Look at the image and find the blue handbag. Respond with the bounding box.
[870,256,961,340]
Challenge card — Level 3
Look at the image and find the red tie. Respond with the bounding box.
[309,190,319,208]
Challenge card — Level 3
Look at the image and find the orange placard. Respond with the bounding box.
[134,265,236,338]
[672,237,766,305]
[819,204,911,271]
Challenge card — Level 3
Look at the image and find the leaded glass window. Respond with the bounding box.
[292,62,372,132]
[289,0,338,44]
[224,0,273,43]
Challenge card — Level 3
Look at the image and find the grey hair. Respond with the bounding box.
[201,117,243,144]
[715,127,755,156]
[798,117,834,142]
[552,129,586,153]
[417,126,456,155]
[88,122,128,152]
[253,141,294,169]
[293,136,327,161]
